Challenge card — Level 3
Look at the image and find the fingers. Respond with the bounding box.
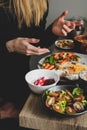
[24,38,40,43]
[26,38,49,55]
[59,10,68,19]
[26,48,50,56]
[61,29,67,36]
[25,43,50,56]
[74,21,83,26]
[61,21,75,36]
[62,25,72,35]
[24,38,50,55]
[64,21,75,30]
[32,47,50,55]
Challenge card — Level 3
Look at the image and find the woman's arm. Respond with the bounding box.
[0,8,49,55]
[39,10,83,48]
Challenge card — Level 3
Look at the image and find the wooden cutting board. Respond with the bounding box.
[19,93,87,130]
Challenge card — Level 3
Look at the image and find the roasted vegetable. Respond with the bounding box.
[45,97,55,108]
[66,106,76,114]
[52,104,63,113]
[73,102,84,112]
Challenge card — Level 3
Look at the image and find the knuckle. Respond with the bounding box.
[25,49,29,54]
[16,37,21,40]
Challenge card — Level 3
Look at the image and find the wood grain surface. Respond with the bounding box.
[19,93,87,130]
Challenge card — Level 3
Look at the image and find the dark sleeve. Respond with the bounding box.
[38,4,58,48]
[0,40,9,54]
[0,8,10,54]
[42,23,58,48]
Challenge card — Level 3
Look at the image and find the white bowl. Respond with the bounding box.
[55,39,74,49]
[79,70,87,81]
[65,73,79,81]
[25,69,60,94]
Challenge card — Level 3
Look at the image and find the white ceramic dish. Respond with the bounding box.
[25,69,60,94]
[38,52,87,74]
[55,39,74,50]
[79,70,87,81]
[42,85,87,117]
[65,73,79,81]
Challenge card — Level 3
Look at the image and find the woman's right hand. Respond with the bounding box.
[52,10,83,36]
[6,37,49,55]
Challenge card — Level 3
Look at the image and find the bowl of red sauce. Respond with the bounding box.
[25,69,60,94]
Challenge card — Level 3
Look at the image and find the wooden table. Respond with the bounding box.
[19,92,87,130]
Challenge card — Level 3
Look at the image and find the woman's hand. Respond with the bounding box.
[52,10,83,36]
[6,37,49,55]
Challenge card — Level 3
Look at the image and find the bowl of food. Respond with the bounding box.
[65,73,79,81]
[74,35,87,42]
[25,69,60,94]
[79,70,87,84]
[74,35,87,53]
[42,85,87,117]
[55,39,74,50]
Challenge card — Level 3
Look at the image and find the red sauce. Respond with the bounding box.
[34,77,55,86]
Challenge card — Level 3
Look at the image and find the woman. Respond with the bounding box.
[0,0,82,107]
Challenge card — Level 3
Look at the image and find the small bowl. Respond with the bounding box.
[65,73,79,81]
[55,39,74,50]
[74,35,87,53]
[74,35,87,43]
[25,69,60,94]
[79,70,87,83]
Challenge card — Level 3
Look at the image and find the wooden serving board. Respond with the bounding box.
[19,93,87,130]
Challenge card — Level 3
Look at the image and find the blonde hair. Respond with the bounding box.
[0,0,48,28]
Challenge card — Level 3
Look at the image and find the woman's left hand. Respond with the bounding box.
[52,10,83,36]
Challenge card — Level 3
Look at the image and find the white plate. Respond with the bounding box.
[55,39,74,49]
[65,73,79,81]
[38,52,87,77]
